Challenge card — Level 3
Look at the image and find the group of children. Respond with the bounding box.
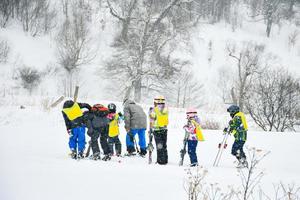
[62,96,248,168]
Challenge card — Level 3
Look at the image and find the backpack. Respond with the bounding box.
[91,104,109,129]
[91,104,109,116]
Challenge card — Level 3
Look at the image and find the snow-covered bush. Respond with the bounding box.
[201,118,220,130]
[18,66,41,95]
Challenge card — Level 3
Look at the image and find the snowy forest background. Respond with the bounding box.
[1,0,300,132]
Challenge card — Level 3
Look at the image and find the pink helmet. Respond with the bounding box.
[186,108,197,118]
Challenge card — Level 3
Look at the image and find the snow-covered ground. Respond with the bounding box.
[0,105,299,200]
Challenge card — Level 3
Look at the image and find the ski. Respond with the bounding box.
[73,86,79,102]
[147,130,154,164]
[213,127,230,167]
[85,140,92,158]
[49,96,64,108]
[148,107,154,164]
[179,131,190,166]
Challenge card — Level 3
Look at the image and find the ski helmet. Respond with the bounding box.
[63,100,74,108]
[227,105,239,115]
[186,108,197,118]
[108,103,116,113]
[154,95,165,104]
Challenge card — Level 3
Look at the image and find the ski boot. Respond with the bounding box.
[139,149,147,157]
[70,150,77,159]
[102,154,111,161]
[237,157,248,168]
[91,152,101,160]
[77,151,84,159]
[190,162,198,167]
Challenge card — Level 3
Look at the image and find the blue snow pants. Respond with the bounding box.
[126,129,147,151]
[188,140,198,165]
[231,140,246,160]
[69,126,86,153]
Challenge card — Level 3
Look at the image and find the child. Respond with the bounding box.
[224,105,248,168]
[107,103,123,156]
[62,100,91,159]
[84,104,111,161]
[183,108,204,167]
[149,95,169,164]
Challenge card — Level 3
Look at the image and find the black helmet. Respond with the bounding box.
[227,105,239,115]
[63,100,74,108]
[108,103,116,113]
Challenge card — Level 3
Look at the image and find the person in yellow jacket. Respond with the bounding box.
[107,103,124,156]
[224,105,248,168]
[62,100,91,159]
[149,95,169,164]
[183,108,204,167]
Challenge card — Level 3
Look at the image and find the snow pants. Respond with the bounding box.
[108,135,122,155]
[153,129,168,165]
[88,127,110,155]
[231,140,246,160]
[126,128,146,153]
[69,126,86,153]
[188,140,198,165]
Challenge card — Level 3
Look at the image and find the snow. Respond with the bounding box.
[0,105,299,200]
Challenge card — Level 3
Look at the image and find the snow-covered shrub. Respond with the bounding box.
[201,118,220,130]
[18,66,41,95]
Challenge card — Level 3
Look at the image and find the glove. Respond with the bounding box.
[223,127,228,133]
[118,112,123,117]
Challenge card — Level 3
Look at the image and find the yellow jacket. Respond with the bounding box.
[150,106,169,129]
[62,102,83,121]
[109,113,121,137]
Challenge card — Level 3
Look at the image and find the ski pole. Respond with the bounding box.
[215,133,229,167]
[213,126,230,166]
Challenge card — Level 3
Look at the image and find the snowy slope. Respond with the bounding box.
[0,105,299,200]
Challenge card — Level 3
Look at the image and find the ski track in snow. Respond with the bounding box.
[0,106,300,200]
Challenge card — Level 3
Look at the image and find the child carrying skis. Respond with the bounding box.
[183,108,204,167]
[107,103,124,156]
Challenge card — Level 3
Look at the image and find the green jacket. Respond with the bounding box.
[229,112,248,141]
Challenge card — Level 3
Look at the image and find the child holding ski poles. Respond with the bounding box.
[224,105,248,168]
[182,108,204,167]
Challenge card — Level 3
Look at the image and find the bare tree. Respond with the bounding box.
[18,66,41,95]
[245,68,300,132]
[0,38,10,63]
[56,0,95,97]
[288,30,299,51]
[105,0,191,102]
[226,41,265,111]
[18,0,56,36]
[0,0,12,27]
[164,67,205,108]
[262,0,283,37]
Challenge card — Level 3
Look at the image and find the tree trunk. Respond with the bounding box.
[266,16,272,37]
[134,78,142,103]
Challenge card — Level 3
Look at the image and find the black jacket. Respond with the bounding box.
[62,102,91,130]
[83,109,110,136]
